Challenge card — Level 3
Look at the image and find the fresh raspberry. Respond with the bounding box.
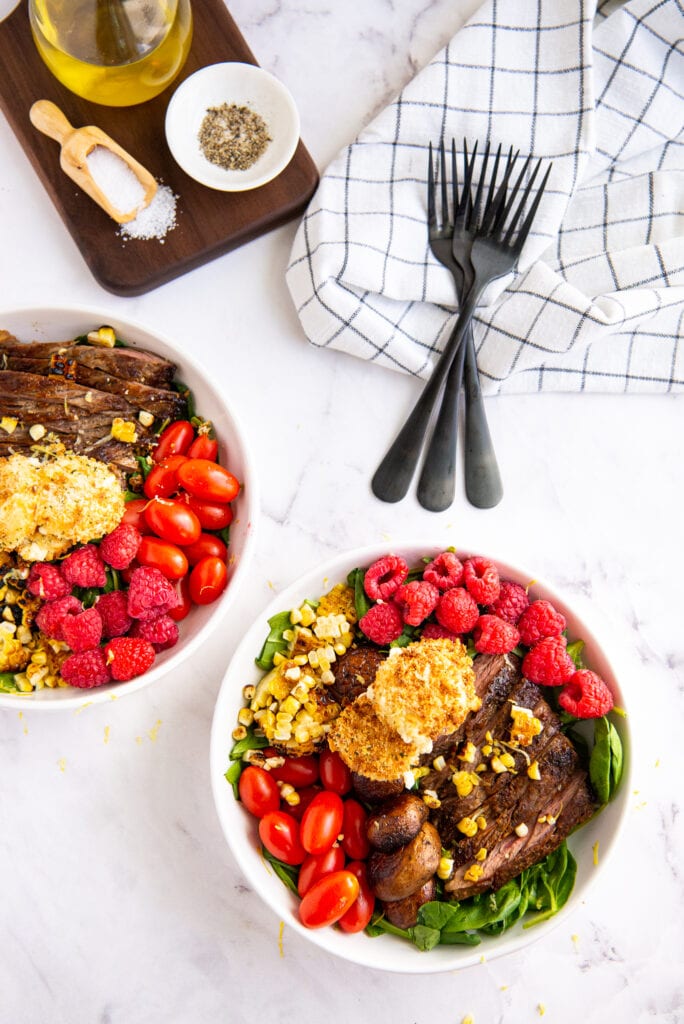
[61,608,103,652]
[472,614,520,655]
[358,601,404,645]
[517,600,566,647]
[26,562,70,601]
[394,580,439,626]
[522,635,575,686]
[463,557,500,605]
[423,551,464,591]
[363,555,409,601]
[95,591,133,639]
[558,669,614,719]
[61,545,107,588]
[126,566,179,620]
[104,637,156,681]
[486,580,530,624]
[435,587,479,634]
[99,523,142,570]
[130,614,179,651]
[60,648,111,689]
[421,622,459,641]
[35,595,82,640]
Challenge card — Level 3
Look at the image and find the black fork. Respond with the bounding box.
[371,144,552,508]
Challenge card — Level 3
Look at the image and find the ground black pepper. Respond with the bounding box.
[198,103,272,171]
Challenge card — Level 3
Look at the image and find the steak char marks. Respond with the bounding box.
[421,654,596,901]
[0,333,186,472]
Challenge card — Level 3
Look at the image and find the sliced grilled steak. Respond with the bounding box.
[0,336,177,388]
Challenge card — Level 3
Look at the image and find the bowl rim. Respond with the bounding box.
[210,540,633,973]
[164,61,301,192]
[0,302,259,711]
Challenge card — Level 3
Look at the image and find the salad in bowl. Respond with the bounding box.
[210,544,629,972]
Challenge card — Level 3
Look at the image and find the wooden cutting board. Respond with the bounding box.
[0,1,319,296]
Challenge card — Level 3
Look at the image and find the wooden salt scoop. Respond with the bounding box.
[29,99,157,224]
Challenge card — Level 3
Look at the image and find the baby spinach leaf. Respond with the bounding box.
[255,610,292,670]
[262,848,300,897]
[0,672,18,693]
[566,639,585,669]
[390,624,421,649]
[224,761,242,799]
[408,925,442,951]
[589,716,612,804]
[229,730,268,761]
[366,912,411,940]
[347,567,371,619]
[608,721,624,795]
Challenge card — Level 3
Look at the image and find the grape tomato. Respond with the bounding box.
[238,766,280,818]
[177,459,240,503]
[319,749,352,795]
[300,791,344,855]
[298,871,360,929]
[188,556,228,605]
[258,811,306,866]
[341,799,370,861]
[297,847,345,897]
[152,421,194,462]
[137,536,188,580]
[338,861,375,934]
[182,533,227,566]
[144,498,201,546]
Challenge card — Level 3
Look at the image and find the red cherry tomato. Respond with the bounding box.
[297,846,346,897]
[286,785,322,822]
[258,811,306,866]
[121,498,152,534]
[238,766,280,818]
[183,495,234,531]
[299,871,360,929]
[341,799,370,861]
[137,536,188,580]
[152,421,195,462]
[144,497,202,546]
[168,575,192,622]
[319,748,353,795]
[300,791,344,855]
[338,861,375,934]
[269,755,319,788]
[144,455,188,499]
[187,434,219,461]
[182,533,227,566]
[188,556,228,605]
[177,459,240,503]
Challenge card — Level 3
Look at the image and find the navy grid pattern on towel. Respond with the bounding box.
[286,0,684,394]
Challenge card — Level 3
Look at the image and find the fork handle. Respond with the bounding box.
[416,327,468,512]
[463,332,503,508]
[371,289,480,504]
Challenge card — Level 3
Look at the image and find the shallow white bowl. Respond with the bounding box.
[165,62,300,191]
[0,305,258,711]
[210,542,631,973]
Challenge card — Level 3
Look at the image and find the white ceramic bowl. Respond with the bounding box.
[210,542,631,973]
[165,62,300,191]
[0,305,258,710]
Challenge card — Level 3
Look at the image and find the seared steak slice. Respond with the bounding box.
[0,336,177,388]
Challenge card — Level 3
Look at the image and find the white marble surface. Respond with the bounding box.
[1,1,683,1021]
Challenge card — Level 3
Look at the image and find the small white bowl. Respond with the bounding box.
[210,542,632,973]
[0,305,258,711]
[165,62,301,192]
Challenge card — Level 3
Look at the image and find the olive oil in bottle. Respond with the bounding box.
[29,0,193,106]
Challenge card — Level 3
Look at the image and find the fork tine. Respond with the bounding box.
[503,157,543,245]
[451,138,458,223]
[480,147,519,235]
[470,139,491,229]
[439,139,449,228]
[510,162,552,253]
[427,141,436,228]
[461,138,478,222]
[482,142,502,221]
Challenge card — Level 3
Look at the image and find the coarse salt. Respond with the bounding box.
[86,146,146,217]
[119,184,178,242]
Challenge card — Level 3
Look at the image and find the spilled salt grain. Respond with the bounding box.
[87,146,146,217]
[119,184,178,242]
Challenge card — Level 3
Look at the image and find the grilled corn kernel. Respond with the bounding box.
[283,789,300,807]
[273,726,292,742]
[433,755,447,772]
[452,771,480,797]
[333,642,347,657]
[320,669,335,685]
[485,731,494,744]
[423,790,441,809]
[278,783,296,798]
[308,649,319,667]
[0,416,17,433]
[242,684,256,701]
[272,652,286,666]
[514,823,529,838]
[282,629,296,643]
[476,815,487,831]
[537,815,547,824]
[237,708,254,727]
[412,766,430,781]
[293,654,308,666]
[279,696,301,717]
[457,816,478,838]
[231,726,247,741]
[28,423,47,441]
[111,418,137,443]
[490,755,508,774]
[300,605,316,627]
[458,741,477,763]
[475,847,488,862]
[284,666,301,682]
[475,763,487,773]
[268,675,290,700]
[87,326,116,347]
[464,863,484,883]
[437,856,454,880]
[482,744,493,757]
[316,654,330,673]
[289,607,303,625]
[546,814,557,826]
[500,752,516,769]
[527,760,541,781]
[137,410,155,427]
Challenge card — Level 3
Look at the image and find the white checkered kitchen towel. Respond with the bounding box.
[286,0,684,394]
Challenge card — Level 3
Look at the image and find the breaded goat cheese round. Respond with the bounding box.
[327,694,419,782]
[367,637,479,755]
[0,447,124,561]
